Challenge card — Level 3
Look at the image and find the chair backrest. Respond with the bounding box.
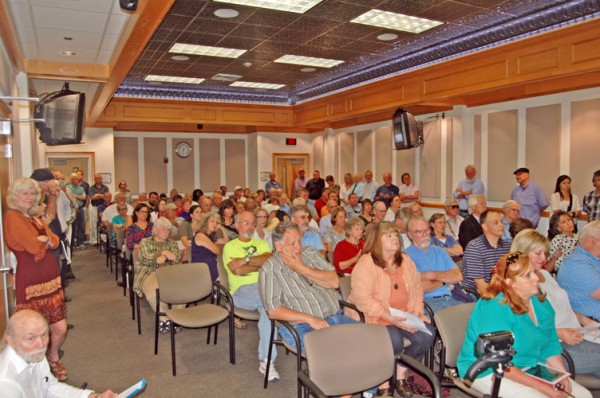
[216,254,230,290]
[303,323,394,396]
[434,302,475,369]
[339,275,351,300]
[156,262,212,304]
[115,228,126,250]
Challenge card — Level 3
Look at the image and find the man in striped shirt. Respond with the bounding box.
[461,210,511,292]
[258,221,355,356]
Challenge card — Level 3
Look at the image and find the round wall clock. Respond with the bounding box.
[175,141,192,158]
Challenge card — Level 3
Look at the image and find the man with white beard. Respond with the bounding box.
[0,310,117,397]
[453,165,485,218]
[404,217,463,314]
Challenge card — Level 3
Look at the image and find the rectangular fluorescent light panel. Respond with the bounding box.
[145,75,205,84]
[213,0,323,14]
[351,9,443,34]
[274,54,344,68]
[169,43,247,58]
[230,81,285,90]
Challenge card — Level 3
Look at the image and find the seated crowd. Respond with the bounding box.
[3,165,600,398]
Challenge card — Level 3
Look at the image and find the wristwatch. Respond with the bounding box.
[244,256,250,264]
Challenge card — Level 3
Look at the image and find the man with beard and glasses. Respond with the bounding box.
[222,212,277,381]
[290,205,325,257]
[453,165,485,218]
[0,310,117,397]
[405,217,464,314]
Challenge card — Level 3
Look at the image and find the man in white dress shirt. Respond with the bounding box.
[0,310,117,398]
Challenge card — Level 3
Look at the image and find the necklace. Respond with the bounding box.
[385,265,399,289]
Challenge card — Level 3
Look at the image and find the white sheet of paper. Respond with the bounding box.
[389,308,432,335]
[117,379,146,398]
[582,322,600,344]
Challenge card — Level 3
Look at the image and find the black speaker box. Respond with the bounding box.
[119,0,138,11]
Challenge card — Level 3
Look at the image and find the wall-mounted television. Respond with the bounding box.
[34,83,85,146]
[392,108,423,150]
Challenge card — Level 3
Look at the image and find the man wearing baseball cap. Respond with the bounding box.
[510,167,549,227]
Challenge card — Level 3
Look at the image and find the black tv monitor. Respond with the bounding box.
[392,108,423,150]
[34,88,85,146]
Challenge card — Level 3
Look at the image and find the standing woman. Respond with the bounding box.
[550,175,581,220]
[348,222,435,397]
[3,177,69,381]
[457,252,591,397]
[339,173,354,205]
[125,203,153,252]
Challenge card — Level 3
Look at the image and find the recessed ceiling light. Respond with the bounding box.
[300,67,316,72]
[144,75,205,84]
[243,62,253,67]
[171,55,190,61]
[214,8,239,18]
[213,0,323,14]
[377,33,398,41]
[275,54,344,68]
[230,81,285,90]
[351,9,443,34]
[60,51,77,56]
[169,43,247,58]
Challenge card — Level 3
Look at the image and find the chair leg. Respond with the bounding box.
[229,314,235,364]
[136,295,142,335]
[171,321,177,376]
[206,326,212,344]
[263,320,276,389]
[213,324,219,345]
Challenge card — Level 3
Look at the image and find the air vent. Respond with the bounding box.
[211,73,242,82]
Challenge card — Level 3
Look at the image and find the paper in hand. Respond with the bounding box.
[389,308,432,335]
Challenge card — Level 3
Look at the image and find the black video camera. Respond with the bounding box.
[476,331,514,357]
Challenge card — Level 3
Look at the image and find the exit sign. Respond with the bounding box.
[286,138,297,146]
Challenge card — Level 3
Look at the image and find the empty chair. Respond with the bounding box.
[154,262,234,376]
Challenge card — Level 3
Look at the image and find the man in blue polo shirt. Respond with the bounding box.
[461,210,511,292]
[405,217,463,314]
[511,167,549,227]
[558,220,600,321]
[290,205,325,257]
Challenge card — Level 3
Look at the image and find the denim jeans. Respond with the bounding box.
[562,340,600,378]
[424,295,465,314]
[278,310,357,354]
[232,284,277,361]
[385,321,436,362]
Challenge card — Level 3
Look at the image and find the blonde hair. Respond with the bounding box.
[6,178,43,216]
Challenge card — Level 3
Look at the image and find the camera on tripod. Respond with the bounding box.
[476,331,514,357]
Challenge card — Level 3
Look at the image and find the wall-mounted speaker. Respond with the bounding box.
[119,0,138,11]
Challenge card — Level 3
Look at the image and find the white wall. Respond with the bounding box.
[256,131,314,181]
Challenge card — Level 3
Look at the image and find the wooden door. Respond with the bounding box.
[273,153,310,199]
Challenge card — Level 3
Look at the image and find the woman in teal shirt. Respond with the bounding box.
[457,253,591,398]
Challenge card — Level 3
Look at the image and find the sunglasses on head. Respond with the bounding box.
[504,252,522,278]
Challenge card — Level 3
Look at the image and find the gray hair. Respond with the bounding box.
[272,221,300,246]
[199,212,220,235]
[407,216,427,232]
[345,217,365,237]
[503,199,520,210]
[444,198,458,207]
[152,217,173,236]
[290,204,309,217]
[6,177,42,216]
[579,220,600,245]
[468,194,485,210]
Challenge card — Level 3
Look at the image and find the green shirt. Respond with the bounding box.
[133,237,180,296]
[457,293,562,379]
[222,238,271,295]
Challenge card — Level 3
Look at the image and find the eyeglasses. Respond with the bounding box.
[410,229,429,236]
[118,207,127,211]
[504,252,521,278]
[239,220,256,227]
[449,205,459,209]
[256,215,268,219]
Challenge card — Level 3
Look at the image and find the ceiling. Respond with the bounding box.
[4,0,600,111]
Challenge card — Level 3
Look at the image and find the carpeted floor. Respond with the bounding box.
[60,246,599,398]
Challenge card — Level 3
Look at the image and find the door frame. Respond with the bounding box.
[45,152,95,180]
[272,153,310,198]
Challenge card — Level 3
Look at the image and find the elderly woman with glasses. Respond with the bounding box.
[133,217,181,333]
[429,213,463,257]
[252,207,273,250]
[347,222,435,397]
[457,252,591,398]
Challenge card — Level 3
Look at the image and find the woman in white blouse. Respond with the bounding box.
[550,175,580,220]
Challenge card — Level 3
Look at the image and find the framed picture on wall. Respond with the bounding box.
[260,172,270,182]
[99,173,112,184]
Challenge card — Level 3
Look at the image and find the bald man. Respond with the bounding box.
[0,310,117,397]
